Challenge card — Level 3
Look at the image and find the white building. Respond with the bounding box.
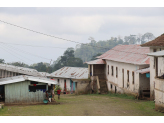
[147,50,164,112]
[47,67,88,93]
[141,33,164,100]
[87,45,150,97]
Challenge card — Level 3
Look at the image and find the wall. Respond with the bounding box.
[5,81,47,104]
[73,79,91,94]
[92,64,106,80]
[154,78,164,112]
[51,77,70,92]
[0,69,19,78]
[105,60,149,96]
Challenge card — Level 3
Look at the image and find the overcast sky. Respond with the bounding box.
[0,7,164,65]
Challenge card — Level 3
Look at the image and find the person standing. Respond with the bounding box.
[57,88,61,100]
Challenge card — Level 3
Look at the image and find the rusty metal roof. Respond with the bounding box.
[49,67,88,79]
[85,59,105,64]
[141,34,164,47]
[0,63,42,77]
[39,72,51,77]
[97,45,150,65]
[135,67,150,74]
[0,75,58,85]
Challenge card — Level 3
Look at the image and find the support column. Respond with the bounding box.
[88,64,90,78]
[92,64,94,76]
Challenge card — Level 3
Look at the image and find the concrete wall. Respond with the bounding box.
[105,60,149,96]
[74,80,91,94]
[154,78,164,112]
[5,81,47,104]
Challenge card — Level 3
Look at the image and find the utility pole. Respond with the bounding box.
[45,59,52,77]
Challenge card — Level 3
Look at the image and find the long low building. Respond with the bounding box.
[0,75,58,104]
[0,63,42,78]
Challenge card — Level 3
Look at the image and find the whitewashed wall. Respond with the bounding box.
[105,60,149,95]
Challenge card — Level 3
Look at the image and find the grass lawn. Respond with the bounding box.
[0,93,164,116]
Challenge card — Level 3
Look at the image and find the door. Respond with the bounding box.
[122,69,124,88]
[64,80,66,92]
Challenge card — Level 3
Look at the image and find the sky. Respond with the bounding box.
[0,7,164,65]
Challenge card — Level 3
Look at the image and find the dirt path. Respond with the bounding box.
[0,94,164,116]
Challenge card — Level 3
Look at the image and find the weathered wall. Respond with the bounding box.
[74,80,91,94]
[154,78,164,112]
[105,60,149,96]
[5,81,47,104]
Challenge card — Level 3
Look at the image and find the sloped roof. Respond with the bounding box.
[97,45,150,65]
[147,50,164,57]
[0,75,58,85]
[0,63,42,77]
[141,34,164,47]
[135,67,150,74]
[49,67,88,79]
[39,72,51,77]
[85,59,105,64]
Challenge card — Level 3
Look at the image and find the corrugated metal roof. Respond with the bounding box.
[97,45,150,65]
[141,34,164,47]
[0,63,42,77]
[39,72,51,77]
[147,50,164,57]
[49,67,88,79]
[85,59,105,64]
[0,75,58,85]
[135,67,150,74]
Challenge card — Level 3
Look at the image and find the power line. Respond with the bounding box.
[0,19,110,49]
[0,43,36,64]
[0,44,32,65]
[0,42,53,61]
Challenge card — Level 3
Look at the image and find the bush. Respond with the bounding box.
[54,85,62,94]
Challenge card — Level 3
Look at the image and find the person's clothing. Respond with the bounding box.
[52,89,54,94]
[57,90,61,94]
[58,94,60,100]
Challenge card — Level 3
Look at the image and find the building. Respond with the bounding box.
[0,75,58,104]
[141,33,164,100]
[86,45,150,97]
[0,63,42,78]
[147,50,164,112]
[48,67,88,93]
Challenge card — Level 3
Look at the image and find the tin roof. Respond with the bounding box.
[97,45,150,65]
[49,67,88,79]
[141,34,164,47]
[85,59,105,64]
[147,50,164,57]
[39,72,51,77]
[0,75,58,85]
[0,63,42,77]
[135,67,150,74]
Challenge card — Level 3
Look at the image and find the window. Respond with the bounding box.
[58,79,59,84]
[132,72,134,84]
[127,70,129,82]
[116,67,118,78]
[122,69,124,88]
[111,84,113,89]
[153,49,157,52]
[160,48,161,51]
[108,65,109,75]
[111,66,114,76]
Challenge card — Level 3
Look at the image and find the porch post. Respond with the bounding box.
[92,64,94,76]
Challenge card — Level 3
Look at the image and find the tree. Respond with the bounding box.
[91,53,102,60]
[142,32,155,42]
[7,62,29,67]
[0,59,5,64]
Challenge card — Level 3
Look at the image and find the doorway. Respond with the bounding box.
[64,80,66,94]
[0,85,5,102]
[122,69,124,88]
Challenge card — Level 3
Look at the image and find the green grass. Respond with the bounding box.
[0,94,164,116]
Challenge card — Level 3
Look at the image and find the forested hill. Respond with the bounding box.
[74,32,155,62]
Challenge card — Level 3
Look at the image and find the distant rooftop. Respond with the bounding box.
[49,67,88,79]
